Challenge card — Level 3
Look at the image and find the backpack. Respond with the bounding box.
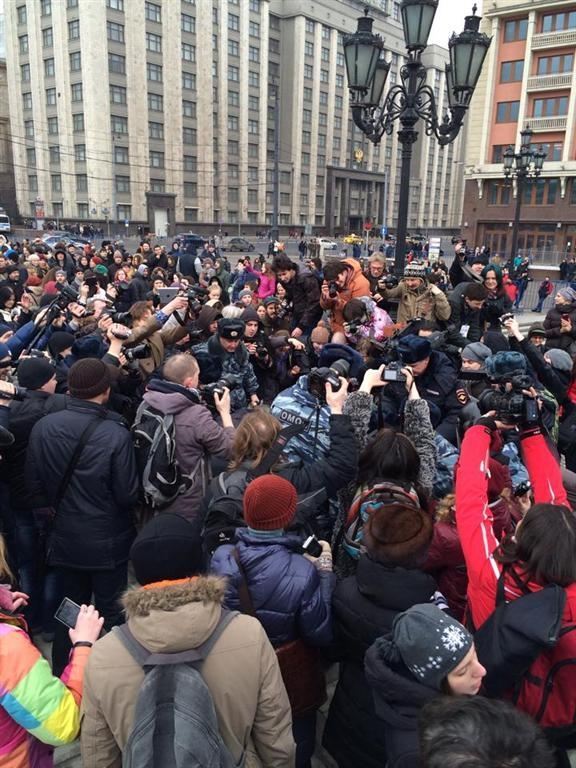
[115,610,241,768]
[474,569,576,741]
[132,402,204,510]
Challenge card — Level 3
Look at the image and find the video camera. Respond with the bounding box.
[184,285,208,314]
[202,373,237,408]
[308,358,350,403]
[478,373,539,426]
[121,343,151,362]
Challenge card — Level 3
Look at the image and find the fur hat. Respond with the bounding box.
[403,263,426,280]
[217,318,245,340]
[397,335,432,364]
[68,358,111,399]
[130,513,204,586]
[244,474,297,531]
[485,351,526,380]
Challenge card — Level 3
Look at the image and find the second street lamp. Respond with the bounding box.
[503,126,547,262]
[343,1,491,275]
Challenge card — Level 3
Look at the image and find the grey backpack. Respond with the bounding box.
[115,610,242,768]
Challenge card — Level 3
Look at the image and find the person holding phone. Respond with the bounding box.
[0,533,103,767]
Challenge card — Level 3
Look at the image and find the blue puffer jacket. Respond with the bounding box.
[211,528,335,648]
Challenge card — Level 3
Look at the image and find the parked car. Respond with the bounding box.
[0,214,11,234]
[343,233,363,245]
[42,234,90,250]
[222,237,255,252]
[175,232,206,254]
[317,237,338,251]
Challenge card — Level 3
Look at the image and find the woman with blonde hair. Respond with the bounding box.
[0,534,103,767]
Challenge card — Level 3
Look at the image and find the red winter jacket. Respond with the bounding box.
[455,424,575,630]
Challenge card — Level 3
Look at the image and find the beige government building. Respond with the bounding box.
[4,0,465,236]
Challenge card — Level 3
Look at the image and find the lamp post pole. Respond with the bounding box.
[343,1,492,275]
[503,126,546,263]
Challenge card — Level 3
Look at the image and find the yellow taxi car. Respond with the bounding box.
[343,233,363,245]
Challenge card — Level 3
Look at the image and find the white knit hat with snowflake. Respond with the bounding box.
[392,603,473,690]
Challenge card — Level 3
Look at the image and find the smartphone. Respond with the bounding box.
[302,535,323,558]
[157,287,180,306]
[54,597,81,629]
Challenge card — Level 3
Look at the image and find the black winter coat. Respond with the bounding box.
[286,267,322,331]
[126,273,150,305]
[363,637,437,768]
[322,555,437,768]
[25,399,139,570]
[544,301,576,352]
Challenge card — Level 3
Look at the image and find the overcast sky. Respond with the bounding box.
[429,0,483,46]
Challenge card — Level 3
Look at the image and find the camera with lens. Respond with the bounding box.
[514,480,532,498]
[54,284,79,310]
[255,344,269,360]
[499,312,515,326]
[308,358,350,402]
[121,343,151,362]
[202,373,237,408]
[381,361,407,383]
[328,281,339,299]
[478,373,539,426]
[383,275,399,289]
[184,285,208,314]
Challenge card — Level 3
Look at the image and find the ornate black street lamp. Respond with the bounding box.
[503,126,546,261]
[343,1,491,274]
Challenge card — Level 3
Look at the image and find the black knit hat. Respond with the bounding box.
[68,358,111,399]
[48,331,75,358]
[17,358,55,390]
[130,513,205,585]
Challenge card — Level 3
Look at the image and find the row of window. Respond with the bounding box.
[503,11,576,42]
[495,96,569,122]
[492,142,563,164]
[500,54,574,83]
[487,177,565,206]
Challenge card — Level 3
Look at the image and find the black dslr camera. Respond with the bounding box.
[202,373,237,408]
[184,285,208,314]
[381,361,407,383]
[328,281,339,299]
[478,374,539,426]
[308,359,350,403]
[121,343,151,362]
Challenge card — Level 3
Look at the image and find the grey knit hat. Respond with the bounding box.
[392,603,473,690]
[461,342,492,364]
[403,263,426,280]
[545,348,573,372]
[557,288,576,303]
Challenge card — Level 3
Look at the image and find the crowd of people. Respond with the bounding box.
[1,231,576,768]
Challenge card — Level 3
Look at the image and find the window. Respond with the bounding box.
[182,71,196,90]
[181,13,195,33]
[228,188,239,203]
[107,21,124,42]
[302,152,310,166]
[269,61,279,77]
[304,64,313,79]
[500,60,524,82]
[69,51,81,72]
[107,0,124,9]
[227,115,239,132]
[148,92,163,111]
[74,144,86,162]
[533,96,569,117]
[319,112,327,126]
[72,113,84,133]
[334,115,342,129]
[228,65,239,82]
[248,144,258,158]
[110,85,126,104]
[335,94,343,109]
[280,193,290,206]
[249,94,259,111]
[547,178,559,204]
[46,88,57,106]
[492,145,506,163]
[182,43,195,62]
[305,41,314,57]
[147,63,163,82]
[248,167,258,182]
[76,174,88,193]
[496,100,520,122]
[184,182,197,197]
[42,27,53,47]
[302,130,311,144]
[248,119,259,134]
[149,151,164,168]
[115,176,130,193]
[17,6,26,24]
[540,142,563,161]
[305,19,314,33]
[228,13,240,31]
[22,92,32,110]
[150,179,165,193]
[182,100,196,118]
[322,47,330,62]
[49,146,60,164]
[319,91,328,106]
[111,115,128,134]
[228,164,239,179]
[67,0,78,6]
[183,127,196,144]
[117,204,131,221]
[28,175,38,193]
[336,73,344,88]
[542,11,576,33]
[269,38,280,54]
[249,71,259,87]
[504,18,528,42]
[51,174,61,193]
[537,55,574,75]
[41,0,52,15]
[303,109,312,124]
[21,63,30,82]
[26,148,36,166]
[68,20,80,40]
[149,121,164,140]
[77,203,89,219]
[304,86,312,101]
[249,46,260,63]
[228,90,240,107]
[145,2,161,22]
[108,53,125,74]
[24,120,34,138]
[250,0,260,11]
[183,156,196,172]
[228,39,239,56]
[19,35,28,54]
[249,21,260,36]
[318,134,326,148]
[71,82,83,102]
[228,139,239,154]
[320,69,329,83]
[114,146,129,164]
[337,52,344,68]
[146,32,162,53]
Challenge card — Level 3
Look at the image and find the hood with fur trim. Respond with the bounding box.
[122,576,226,617]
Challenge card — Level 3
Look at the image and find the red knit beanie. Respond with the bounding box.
[243,474,298,531]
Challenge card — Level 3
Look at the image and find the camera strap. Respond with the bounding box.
[53,416,104,512]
